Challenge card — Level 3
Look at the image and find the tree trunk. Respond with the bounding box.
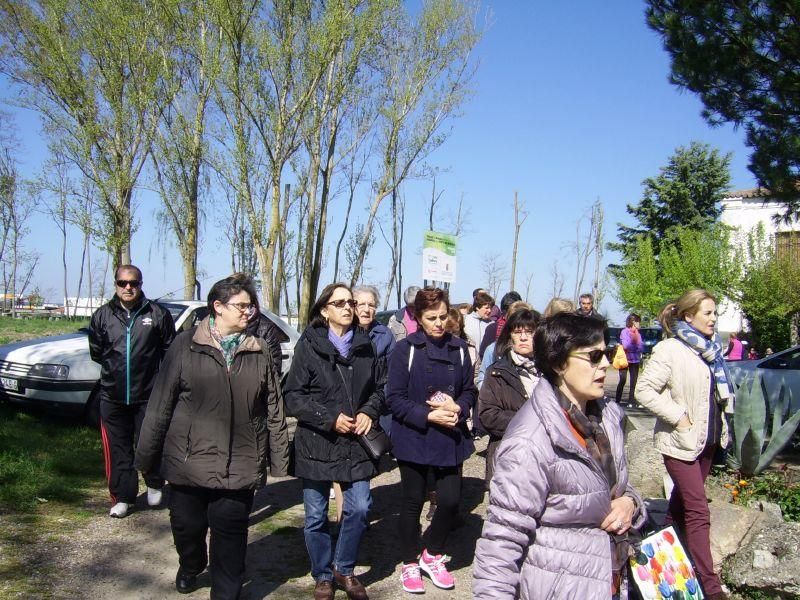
[61,203,69,317]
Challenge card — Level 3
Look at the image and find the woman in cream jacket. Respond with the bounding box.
[636,289,733,600]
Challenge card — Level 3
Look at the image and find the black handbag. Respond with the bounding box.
[357,424,392,460]
[336,364,392,460]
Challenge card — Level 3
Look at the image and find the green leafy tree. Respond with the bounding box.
[647,1,800,220]
[738,225,800,351]
[0,0,180,268]
[610,141,731,264]
[615,224,740,320]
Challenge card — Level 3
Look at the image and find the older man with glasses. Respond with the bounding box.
[89,264,176,518]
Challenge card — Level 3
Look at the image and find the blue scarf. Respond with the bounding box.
[328,328,354,358]
[673,321,734,401]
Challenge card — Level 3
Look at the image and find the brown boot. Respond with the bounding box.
[333,569,368,600]
[313,579,335,600]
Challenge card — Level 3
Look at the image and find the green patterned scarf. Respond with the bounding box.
[209,317,244,368]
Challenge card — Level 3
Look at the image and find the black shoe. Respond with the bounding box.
[175,571,197,594]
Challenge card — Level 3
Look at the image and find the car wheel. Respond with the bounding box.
[85,384,102,428]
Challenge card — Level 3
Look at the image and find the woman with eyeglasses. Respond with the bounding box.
[635,290,732,600]
[135,275,289,599]
[477,307,540,487]
[473,313,645,600]
[283,283,383,600]
[386,287,476,594]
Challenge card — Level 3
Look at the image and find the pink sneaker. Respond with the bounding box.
[419,548,455,589]
[401,562,424,594]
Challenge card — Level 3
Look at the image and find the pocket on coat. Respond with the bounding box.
[670,426,696,452]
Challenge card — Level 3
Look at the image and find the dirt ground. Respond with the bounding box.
[46,371,639,600]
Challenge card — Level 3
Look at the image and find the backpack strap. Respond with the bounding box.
[408,344,415,371]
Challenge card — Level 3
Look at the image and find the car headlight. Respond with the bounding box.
[29,363,70,379]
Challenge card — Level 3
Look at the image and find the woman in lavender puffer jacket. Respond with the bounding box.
[473,313,646,599]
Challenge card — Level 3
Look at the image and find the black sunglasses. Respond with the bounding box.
[327,299,356,309]
[570,349,606,365]
[116,279,142,289]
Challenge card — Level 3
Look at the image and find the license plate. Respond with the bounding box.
[0,377,18,391]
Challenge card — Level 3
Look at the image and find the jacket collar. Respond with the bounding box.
[304,324,372,359]
[530,378,617,465]
[110,293,149,316]
[192,316,261,354]
[406,330,461,362]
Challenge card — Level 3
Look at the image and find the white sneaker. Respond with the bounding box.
[147,487,163,507]
[109,502,130,518]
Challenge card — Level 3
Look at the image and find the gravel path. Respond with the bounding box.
[49,369,661,599]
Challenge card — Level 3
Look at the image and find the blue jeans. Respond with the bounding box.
[302,479,372,582]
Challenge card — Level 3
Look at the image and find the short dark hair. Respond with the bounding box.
[472,291,494,311]
[496,308,540,358]
[414,287,449,319]
[625,313,641,328]
[115,264,142,281]
[472,288,485,298]
[500,291,522,313]
[579,293,594,303]
[534,313,605,385]
[309,282,352,328]
[207,274,258,315]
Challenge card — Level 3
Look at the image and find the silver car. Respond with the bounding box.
[0,300,298,423]
[727,345,800,411]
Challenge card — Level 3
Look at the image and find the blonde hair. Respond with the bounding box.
[658,288,716,337]
[506,300,532,317]
[543,297,575,318]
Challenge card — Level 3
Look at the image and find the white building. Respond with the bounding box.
[718,188,800,333]
[64,297,109,317]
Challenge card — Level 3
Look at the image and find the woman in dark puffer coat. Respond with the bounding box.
[283,283,383,600]
[135,275,289,600]
[477,307,540,485]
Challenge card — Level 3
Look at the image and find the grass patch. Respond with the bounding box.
[0,316,89,345]
[0,404,105,597]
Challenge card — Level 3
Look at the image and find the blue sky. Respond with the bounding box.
[3,1,756,325]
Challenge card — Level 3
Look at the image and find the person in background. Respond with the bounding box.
[89,264,175,519]
[387,287,476,594]
[476,301,534,389]
[456,303,471,316]
[464,291,494,348]
[473,313,645,599]
[445,308,480,384]
[723,331,744,361]
[284,283,383,600]
[615,313,644,407]
[388,285,422,342]
[477,308,540,486]
[244,274,285,377]
[135,274,288,598]
[542,297,575,318]
[576,292,610,345]
[478,291,522,359]
[747,347,759,360]
[636,289,733,600]
[765,347,774,356]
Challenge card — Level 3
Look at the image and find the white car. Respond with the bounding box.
[0,300,299,423]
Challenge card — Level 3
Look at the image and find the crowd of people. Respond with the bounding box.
[88,267,734,600]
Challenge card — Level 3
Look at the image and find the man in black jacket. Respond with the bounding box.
[89,264,176,518]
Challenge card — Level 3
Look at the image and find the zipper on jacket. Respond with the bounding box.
[124,300,149,405]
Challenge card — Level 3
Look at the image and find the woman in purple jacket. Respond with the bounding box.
[386,287,476,594]
[615,313,644,406]
[473,313,645,599]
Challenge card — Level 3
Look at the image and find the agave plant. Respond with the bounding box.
[731,372,800,476]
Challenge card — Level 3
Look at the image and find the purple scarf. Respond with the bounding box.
[328,328,354,358]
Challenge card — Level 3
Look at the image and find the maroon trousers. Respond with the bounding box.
[663,445,722,597]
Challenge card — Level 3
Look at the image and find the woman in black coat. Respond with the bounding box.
[283,283,383,600]
[477,307,540,485]
[135,275,289,600]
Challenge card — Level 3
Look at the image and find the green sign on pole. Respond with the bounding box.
[422,231,457,283]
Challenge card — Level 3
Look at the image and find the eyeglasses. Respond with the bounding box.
[570,349,606,365]
[356,302,377,310]
[226,302,255,314]
[116,279,141,289]
[510,328,534,337]
[327,299,356,309]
